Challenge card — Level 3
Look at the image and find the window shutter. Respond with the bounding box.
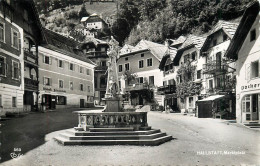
[50,78,52,86]
[5,63,7,76]
[12,62,14,78]
[43,77,45,85]
[18,63,21,79]
[246,63,251,82]
[49,57,52,65]
[18,32,21,50]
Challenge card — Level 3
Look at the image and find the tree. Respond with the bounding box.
[78,4,89,18]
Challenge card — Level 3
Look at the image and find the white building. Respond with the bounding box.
[38,29,96,110]
[226,1,260,123]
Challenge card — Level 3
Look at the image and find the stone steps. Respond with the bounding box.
[66,129,161,136]
[244,122,260,128]
[89,128,134,132]
[54,128,172,146]
[59,132,166,140]
[54,135,172,146]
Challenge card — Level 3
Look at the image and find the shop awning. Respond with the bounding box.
[198,95,225,102]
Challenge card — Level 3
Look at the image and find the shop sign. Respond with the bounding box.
[43,87,52,91]
[241,83,260,91]
[54,89,66,93]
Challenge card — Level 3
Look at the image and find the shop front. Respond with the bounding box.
[241,93,260,122]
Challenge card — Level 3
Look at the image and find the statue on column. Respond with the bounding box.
[105,36,120,98]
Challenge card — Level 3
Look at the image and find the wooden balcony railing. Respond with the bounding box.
[76,111,148,131]
[95,66,108,71]
[125,83,149,91]
[24,78,39,91]
[157,85,176,95]
[24,50,38,64]
[203,60,227,74]
[86,51,108,58]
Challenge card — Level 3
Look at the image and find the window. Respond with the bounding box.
[209,79,213,89]
[80,84,84,91]
[57,96,66,105]
[242,96,251,113]
[0,56,6,76]
[0,22,4,42]
[59,80,64,88]
[12,97,16,107]
[70,81,73,90]
[250,29,256,42]
[11,29,19,49]
[100,77,107,88]
[86,68,90,75]
[189,97,194,107]
[184,54,190,63]
[191,52,197,61]
[197,70,201,79]
[44,77,51,86]
[70,63,74,71]
[125,63,130,71]
[44,56,50,64]
[149,76,154,85]
[79,66,83,73]
[251,61,259,78]
[58,60,63,68]
[141,54,144,57]
[125,57,128,61]
[163,81,167,86]
[12,61,19,79]
[138,77,144,83]
[118,65,123,72]
[87,86,91,92]
[101,61,106,67]
[147,58,153,67]
[139,60,144,68]
[213,39,217,46]
[223,34,228,41]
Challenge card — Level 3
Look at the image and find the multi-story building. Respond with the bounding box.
[0,0,42,114]
[38,29,95,111]
[197,20,239,118]
[118,40,167,106]
[159,35,206,113]
[81,13,109,38]
[225,1,259,123]
[81,37,109,105]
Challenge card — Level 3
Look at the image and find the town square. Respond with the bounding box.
[0,0,260,165]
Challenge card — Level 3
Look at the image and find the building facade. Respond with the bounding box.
[197,20,238,118]
[118,40,167,107]
[81,38,109,105]
[38,29,95,111]
[226,1,260,123]
[0,0,42,115]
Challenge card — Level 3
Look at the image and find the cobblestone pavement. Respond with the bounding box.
[1,110,260,166]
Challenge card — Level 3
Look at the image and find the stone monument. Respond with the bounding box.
[103,36,122,112]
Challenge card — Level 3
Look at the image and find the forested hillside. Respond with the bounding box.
[34,0,254,46]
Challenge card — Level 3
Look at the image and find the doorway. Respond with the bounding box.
[80,99,85,108]
[242,94,260,122]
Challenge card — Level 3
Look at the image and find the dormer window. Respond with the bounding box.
[250,29,256,42]
[213,39,217,46]
[223,34,228,41]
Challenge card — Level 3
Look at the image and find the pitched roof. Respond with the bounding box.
[225,1,260,60]
[119,44,136,55]
[41,28,95,66]
[172,35,206,66]
[170,36,187,47]
[135,40,168,60]
[159,47,177,70]
[201,19,240,52]
[209,19,240,38]
[83,37,108,46]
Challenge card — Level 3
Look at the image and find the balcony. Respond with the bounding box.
[24,78,39,91]
[203,60,227,74]
[157,85,176,95]
[24,50,38,65]
[95,66,108,71]
[125,83,149,92]
[86,51,108,58]
[163,69,174,76]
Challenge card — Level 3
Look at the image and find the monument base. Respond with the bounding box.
[102,97,123,112]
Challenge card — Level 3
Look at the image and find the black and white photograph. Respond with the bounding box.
[0,0,260,165]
